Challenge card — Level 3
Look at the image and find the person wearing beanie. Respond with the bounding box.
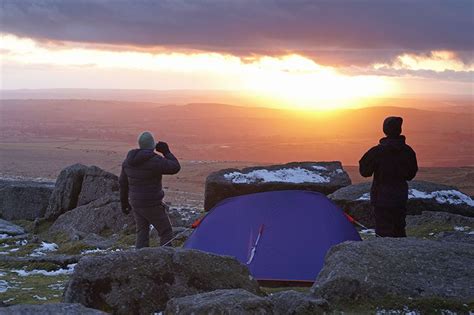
[119,131,181,248]
[359,116,418,237]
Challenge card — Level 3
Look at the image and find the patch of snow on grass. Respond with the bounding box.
[12,263,76,277]
[81,248,107,255]
[0,234,12,239]
[30,242,58,257]
[454,226,469,232]
[224,168,330,184]
[33,295,47,301]
[360,229,376,235]
[0,280,11,293]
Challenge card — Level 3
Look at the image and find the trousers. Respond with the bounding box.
[132,203,173,248]
[374,206,407,237]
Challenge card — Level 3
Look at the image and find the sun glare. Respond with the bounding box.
[1,34,394,110]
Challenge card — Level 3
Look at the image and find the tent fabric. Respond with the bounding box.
[184,190,361,284]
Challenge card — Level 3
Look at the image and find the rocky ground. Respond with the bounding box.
[0,162,473,314]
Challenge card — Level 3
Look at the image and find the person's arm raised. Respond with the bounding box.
[155,141,181,175]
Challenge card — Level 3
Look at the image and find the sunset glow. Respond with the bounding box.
[1,34,395,110]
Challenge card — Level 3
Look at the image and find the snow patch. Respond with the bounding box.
[30,242,58,257]
[0,280,11,293]
[0,234,12,240]
[312,165,328,171]
[12,263,76,276]
[81,248,107,255]
[33,295,47,301]
[357,189,474,206]
[224,167,330,184]
[360,229,376,235]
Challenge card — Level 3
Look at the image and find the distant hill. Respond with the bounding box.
[0,99,472,166]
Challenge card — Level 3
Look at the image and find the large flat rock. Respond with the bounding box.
[311,238,474,303]
[64,247,261,314]
[0,179,54,221]
[329,180,474,227]
[0,219,25,236]
[205,161,351,210]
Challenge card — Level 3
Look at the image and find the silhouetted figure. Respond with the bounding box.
[359,117,418,237]
[119,131,181,248]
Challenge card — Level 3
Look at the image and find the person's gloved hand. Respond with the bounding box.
[155,141,171,155]
[121,202,132,215]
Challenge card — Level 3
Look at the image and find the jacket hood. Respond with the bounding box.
[125,149,156,166]
[379,135,406,151]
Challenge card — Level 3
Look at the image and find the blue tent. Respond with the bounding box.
[184,190,361,285]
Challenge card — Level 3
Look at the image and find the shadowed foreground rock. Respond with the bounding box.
[0,303,108,315]
[205,161,351,210]
[49,193,134,237]
[0,179,54,221]
[311,238,474,304]
[269,290,328,315]
[64,247,260,314]
[329,181,474,227]
[165,289,273,315]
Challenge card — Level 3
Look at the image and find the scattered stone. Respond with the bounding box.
[81,233,119,249]
[269,290,328,315]
[311,238,474,303]
[49,194,134,237]
[0,254,81,269]
[0,219,25,236]
[165,289,273,315]
[45,164,88,221]
[205,161,351,210]
[64,247,261,314]
[0,303,108,314]
[77,166,119,207]
[0,179,54,221]
[329,181,474,227]
[168,206,202,227]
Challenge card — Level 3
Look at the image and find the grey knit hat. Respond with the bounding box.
[138,131,155,150]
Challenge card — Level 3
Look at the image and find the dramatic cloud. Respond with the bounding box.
[1,0,473,66]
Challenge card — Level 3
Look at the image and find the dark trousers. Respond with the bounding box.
[132,203,173,249]
[374,206,407,237]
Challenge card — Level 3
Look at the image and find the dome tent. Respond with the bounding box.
[184,190,361,285]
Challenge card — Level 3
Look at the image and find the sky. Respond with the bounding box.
[1,0,473,109]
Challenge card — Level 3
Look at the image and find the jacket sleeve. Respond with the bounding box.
[157,152,181,175]
[405,146,418,181]
[119,165,129,205]
[359,146,379,177]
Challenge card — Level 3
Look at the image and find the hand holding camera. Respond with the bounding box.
[155,141,171,155]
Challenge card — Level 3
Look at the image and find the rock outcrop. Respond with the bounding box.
[45,164,120,221]
[205,161,351,210]
[0,303,108,315]
[165,289,273,315]
[311,238,474,303]
[329,181,474,227]
[49,194,134,237]
[269,290,328,315]
[45,164,88,220]
[0,179,54,221]
[0,219,25,236]
[64,247,261,314]
[77,166,119,207]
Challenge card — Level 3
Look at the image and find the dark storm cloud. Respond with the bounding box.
[1,0,473,66]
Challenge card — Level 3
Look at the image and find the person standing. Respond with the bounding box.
[119,131,181,248]
[359,117,418,237]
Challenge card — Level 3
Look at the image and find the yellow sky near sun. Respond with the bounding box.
[1,33,471,110]
[0,33,399,110]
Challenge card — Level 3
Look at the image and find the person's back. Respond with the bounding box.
[359,117,418,237]
[119,131,181,248]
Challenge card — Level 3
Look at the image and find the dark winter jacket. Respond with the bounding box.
[359,136,418,208]
[119,149,180,208]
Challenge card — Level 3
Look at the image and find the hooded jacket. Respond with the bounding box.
[119,149,180,208]
[359,136,418,208]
